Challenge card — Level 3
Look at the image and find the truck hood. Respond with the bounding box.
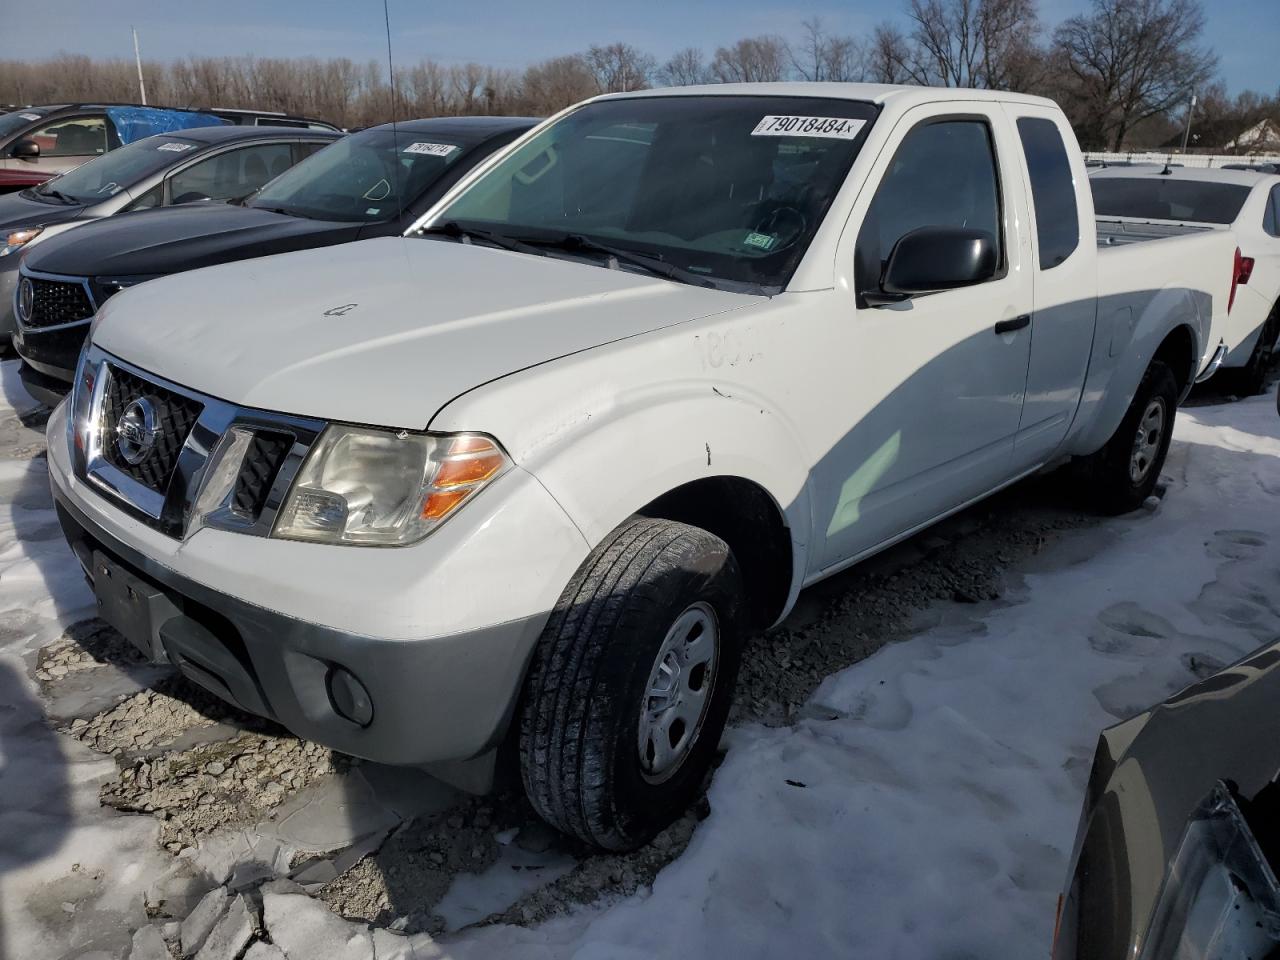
[25,204,363,278]
[94,236,756,427]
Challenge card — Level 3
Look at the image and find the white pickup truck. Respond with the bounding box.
[47,84,1240,851]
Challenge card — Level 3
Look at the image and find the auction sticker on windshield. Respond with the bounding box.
[156,142,195,152]
[404,142,458,157]
[751,116,866,139]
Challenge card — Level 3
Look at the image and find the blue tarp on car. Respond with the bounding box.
[105,106,229,145]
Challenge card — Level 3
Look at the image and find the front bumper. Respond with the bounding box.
[0,257,18,344]
[53,484,547,766]
[46,401,591,767]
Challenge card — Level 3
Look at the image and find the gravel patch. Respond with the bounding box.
[102,732,349,853]
[36,618,147,682]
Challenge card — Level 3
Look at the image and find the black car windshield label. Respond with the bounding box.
[403,142,458,157]
[751,116,866,139]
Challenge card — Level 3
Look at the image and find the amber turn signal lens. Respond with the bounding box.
[434,452,505,488]
[421,488,470,520]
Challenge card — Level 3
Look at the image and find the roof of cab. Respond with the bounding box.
[595,81,1059,110]
[367,115,540,137]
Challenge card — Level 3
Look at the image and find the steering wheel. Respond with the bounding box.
[752,204,807,252]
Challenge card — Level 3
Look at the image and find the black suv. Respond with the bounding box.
[15,116,537,404]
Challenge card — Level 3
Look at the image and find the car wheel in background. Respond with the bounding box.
[518,516,744,851]
[1082,359,1178,515]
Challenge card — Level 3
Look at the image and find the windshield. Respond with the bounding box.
[36,135,202,203]
[0,110,46,140]
[250,128,473,222]
[1092,177,1252,225]
[432,96,877,290]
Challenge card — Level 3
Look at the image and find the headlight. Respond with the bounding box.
[273,427,510,546]
[1,227,43,257]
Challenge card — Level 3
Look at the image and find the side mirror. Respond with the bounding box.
[867,226,998,305]
[10,138,39,162]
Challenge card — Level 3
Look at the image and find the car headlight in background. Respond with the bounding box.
[1,227,43,257]
[273,427,510,546]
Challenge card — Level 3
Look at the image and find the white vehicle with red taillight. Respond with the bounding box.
[1092,165,1280,393]
[47,84,1240,852]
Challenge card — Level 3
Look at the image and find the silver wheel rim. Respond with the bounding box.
[638,601,719,784]
[1129,397,1166,484]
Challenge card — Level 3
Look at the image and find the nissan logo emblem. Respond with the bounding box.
[115,397,160,465]
[17,277,33,324]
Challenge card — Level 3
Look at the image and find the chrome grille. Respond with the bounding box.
[25,277,95,328]
[102,366,203,492]
[230,431,294,521]
[75,347,325,540]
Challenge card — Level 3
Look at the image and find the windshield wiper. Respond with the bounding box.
[528,233,715,288]
[35,187,78,205]
[419,220,543,256]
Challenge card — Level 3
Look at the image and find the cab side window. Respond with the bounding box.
[30,116,109,157]
[855,119,1003,298]
[1265,185,1280,239]
[168,143,295,204]
[1017,117,1080,268]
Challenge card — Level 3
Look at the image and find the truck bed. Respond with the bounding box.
[1096,217,1214,247]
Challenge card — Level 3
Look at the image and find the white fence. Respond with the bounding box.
[1084,151,1280,169]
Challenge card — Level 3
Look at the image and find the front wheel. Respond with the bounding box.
[518,517,744,851]
[1081,359,1178,515]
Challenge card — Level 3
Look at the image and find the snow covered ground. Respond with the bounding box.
[2,357,1278,959]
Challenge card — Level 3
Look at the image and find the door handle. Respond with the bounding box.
[994,314,1031,335]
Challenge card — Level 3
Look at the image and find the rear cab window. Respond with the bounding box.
[1016,117,1080,269]
[1092,178,1252,224]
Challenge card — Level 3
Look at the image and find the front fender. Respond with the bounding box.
[433,346,814,616]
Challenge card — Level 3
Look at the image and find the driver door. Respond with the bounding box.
[813,104,1035,572]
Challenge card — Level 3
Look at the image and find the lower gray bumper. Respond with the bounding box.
[52,484,543,768]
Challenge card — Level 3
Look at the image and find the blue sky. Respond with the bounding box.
[2,0,1274,95]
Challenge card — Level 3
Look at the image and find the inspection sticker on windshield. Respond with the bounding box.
[743,232,777,251]
[403,142,458,157]
[156,142,195,152]
[751,116,866,139]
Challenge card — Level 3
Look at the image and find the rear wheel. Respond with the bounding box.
[518,517,744,851]
[1081,360,1178,515]
[1227,309,1279,396]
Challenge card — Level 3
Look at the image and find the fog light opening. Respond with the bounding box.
[326,664,374,727]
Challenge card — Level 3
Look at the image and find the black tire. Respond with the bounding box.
[1082,359,1178,515]
[518,516,744,851]
[1226,309,1279,397]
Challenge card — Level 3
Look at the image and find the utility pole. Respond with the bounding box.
[133,27,147,105]
[1179,92,1197,153]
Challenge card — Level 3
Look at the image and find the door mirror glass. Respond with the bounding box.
[10,138,39,161]
[877,226,997,301]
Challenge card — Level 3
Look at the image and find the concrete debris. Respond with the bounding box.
[180,886,228,956]
[128,924,171,960]
[195,893,254,960]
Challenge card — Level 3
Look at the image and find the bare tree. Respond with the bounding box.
[904,0,1042,89]
[865,24,915,84]
[585,42,655,93]
[658,47,708,87]
[792,17,864,82]
[710,36,790,83]
[519,55,598,114]
[1053,0,1218,150]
